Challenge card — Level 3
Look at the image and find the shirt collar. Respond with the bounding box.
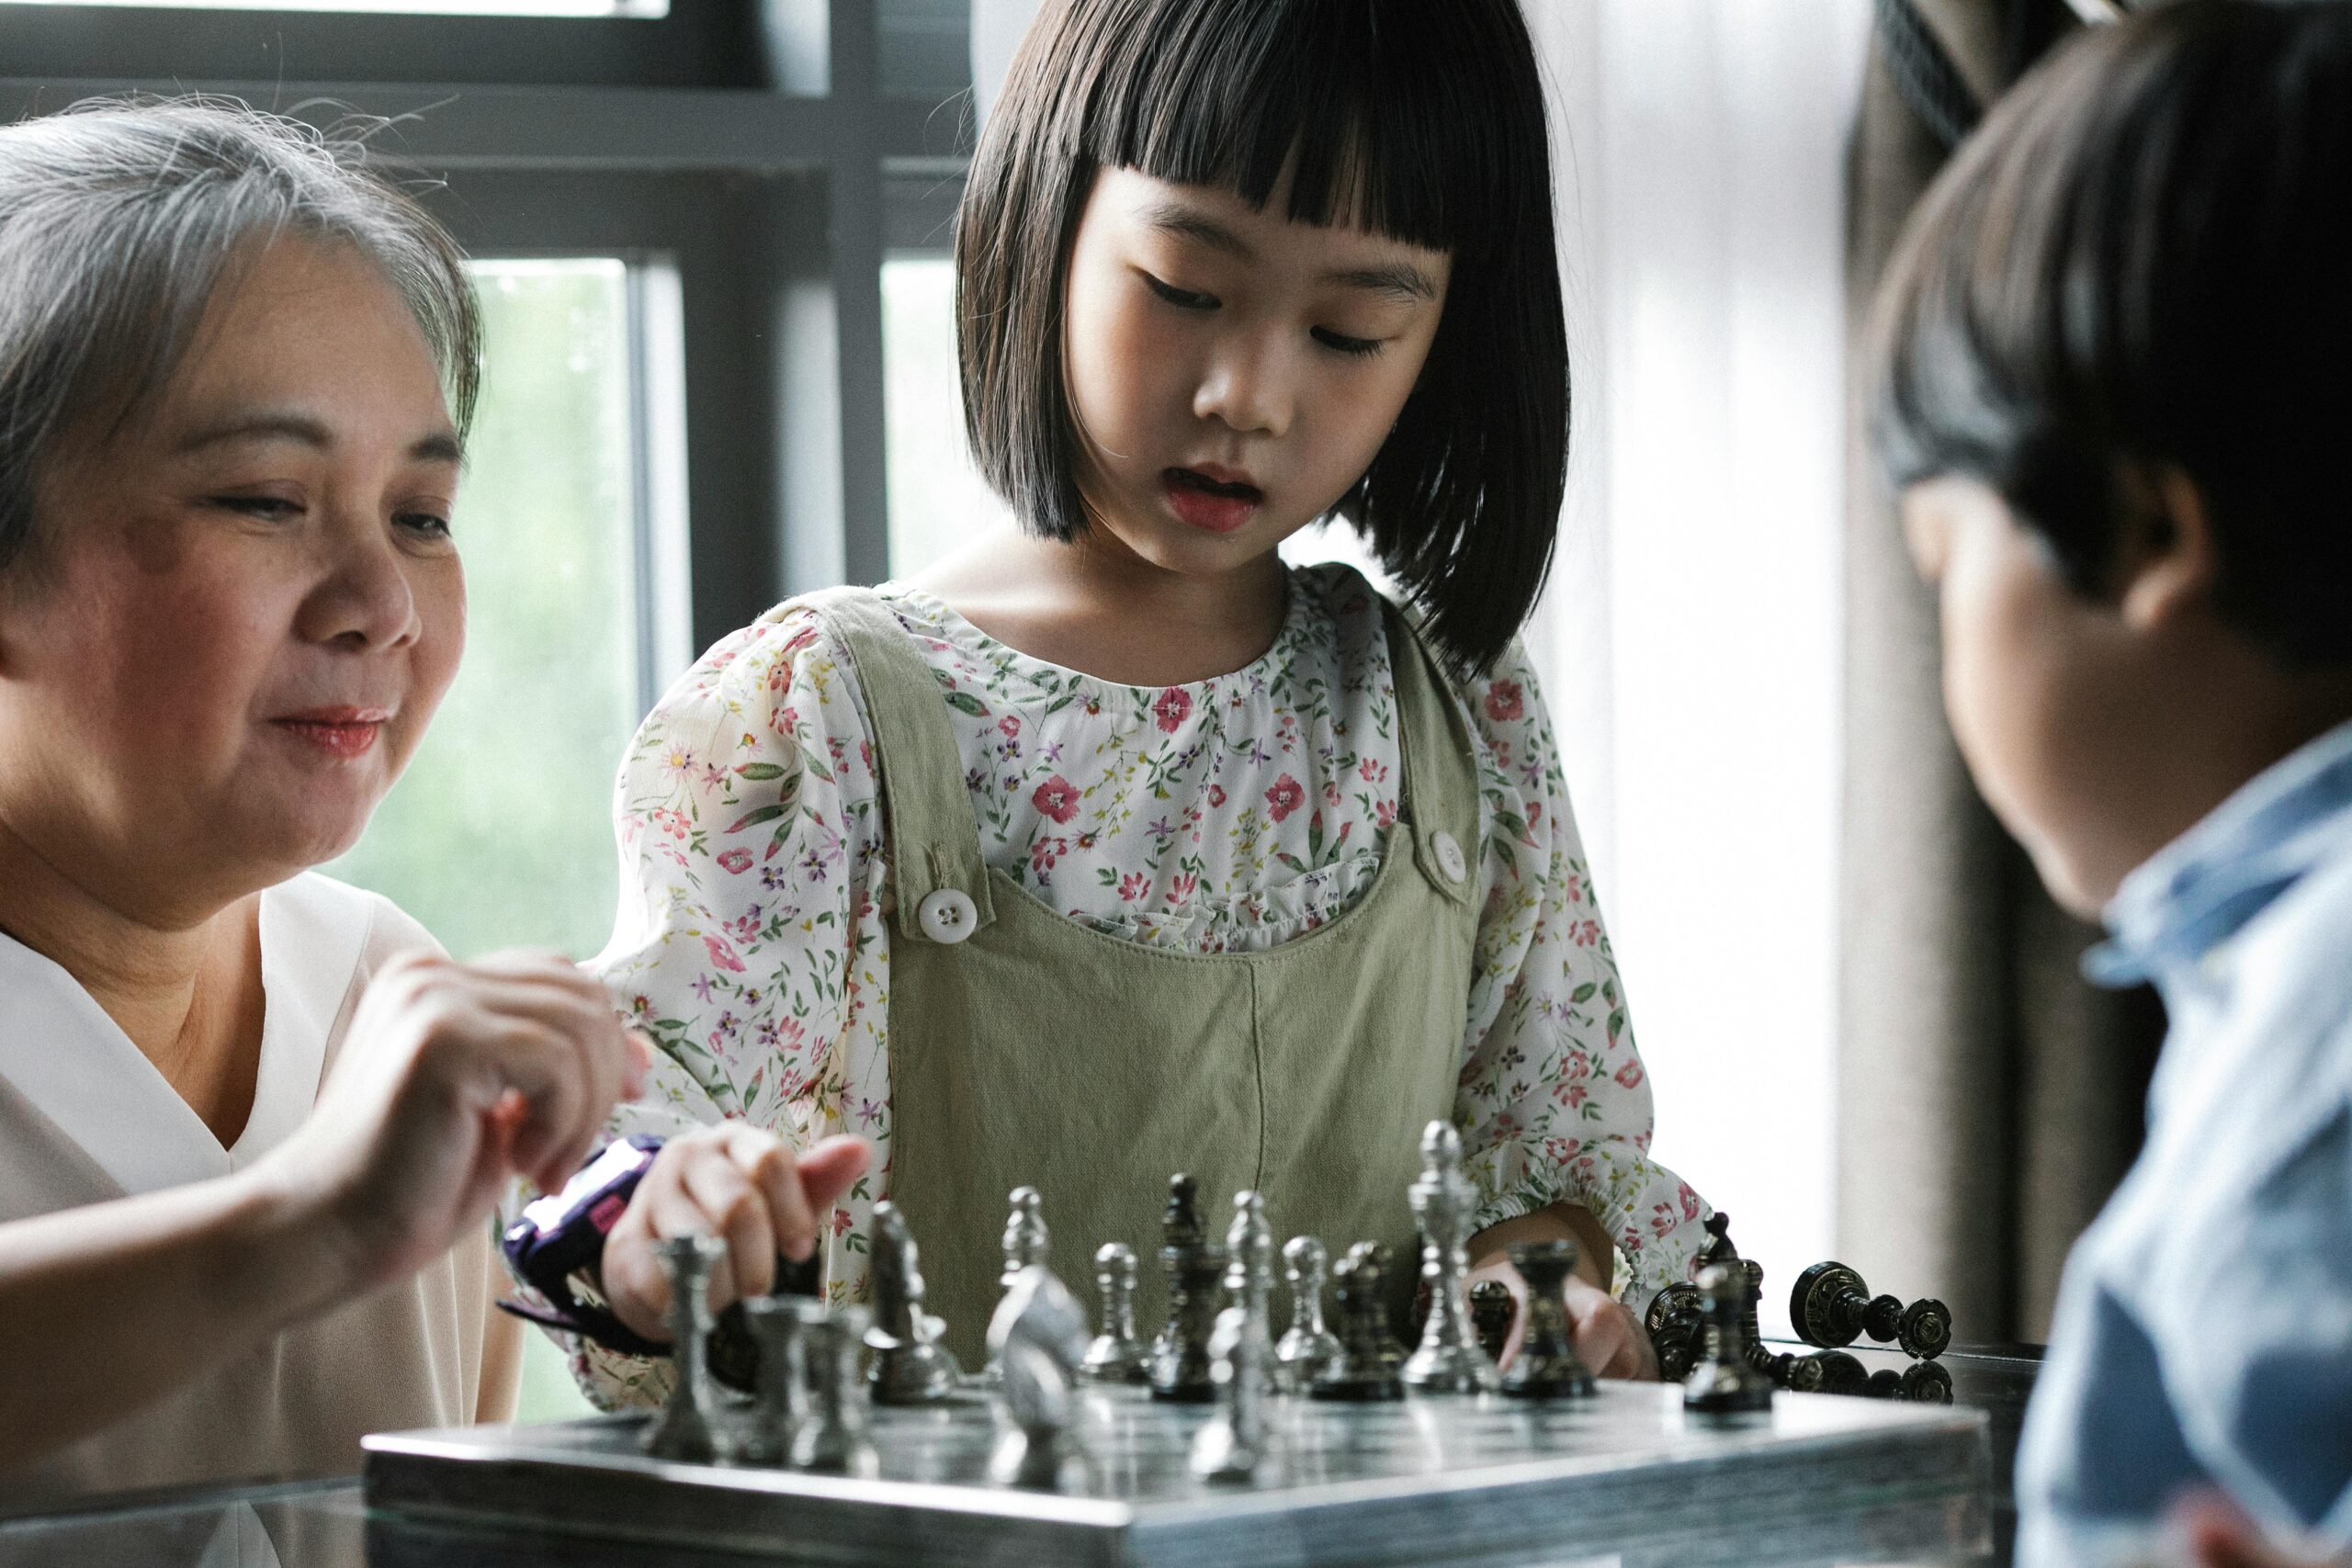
[2086,717,2352,987]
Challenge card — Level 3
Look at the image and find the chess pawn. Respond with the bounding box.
[1643,1282,1706,1383]
[734,1293,808,1465]
[642,1234,724,1461]
[790,1302,877,1474]
[1310,1242,1407,1402]
[1149,1174,1227,1403]
[1898,1360,1954,1404]
[1403,1122,1499,1395]
[865,1201,962,1404]
[1498,1240,1595,1401]
[1789,1261,1953,1360]
[1468,1279,1514,1363]
[988,1265,1094,1490]
[1682,1260,1774,1416]
[1081,1242,1150,1383]
[986,1186,1050,1382]
[1274,1236,1342,1393]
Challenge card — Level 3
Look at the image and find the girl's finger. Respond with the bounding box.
[797,1135,872,1214]
[725,1124,820,1264]
[678,1147,776,1307]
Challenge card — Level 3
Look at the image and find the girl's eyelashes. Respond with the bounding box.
[207,492,303,522]
[1139,267,1390,358]
[395,509,454,540]
[1313,327,1387,359]
[1140,270,1219,310]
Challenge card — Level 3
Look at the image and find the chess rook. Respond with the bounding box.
[1081,1242,1151,1384]
[865,1201,962,1404]
[735,1294,808,1465]
[642,1235,724,1462]
[1148,1175,1227,1403]
[1682,1261,1774,1416]
[791,1303,877,1474]
[1402,1122,1499,1394]
[1274,1236,1343,1393]
[1498,1240,1595,1401]
[1310,1242,1407,1402]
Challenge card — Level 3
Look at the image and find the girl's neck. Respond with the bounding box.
[0,820,265,1143]
[914,528,1290,686]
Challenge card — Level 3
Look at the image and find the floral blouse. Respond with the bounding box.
[545,563,1706,1405]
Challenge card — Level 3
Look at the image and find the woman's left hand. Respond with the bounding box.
[1464,1252,1659,1382]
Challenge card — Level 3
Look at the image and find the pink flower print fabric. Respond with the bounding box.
[521,563,1709,1410]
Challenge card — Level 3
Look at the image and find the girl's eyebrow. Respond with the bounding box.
[1141,200,1438,303]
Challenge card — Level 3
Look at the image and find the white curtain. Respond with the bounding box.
[1532,0,1868,1323]
[970,0,1871,1327]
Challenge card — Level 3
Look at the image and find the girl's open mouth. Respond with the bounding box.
[1163,468,1264,535]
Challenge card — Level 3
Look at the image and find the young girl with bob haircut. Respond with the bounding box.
[564,0,1708,1391]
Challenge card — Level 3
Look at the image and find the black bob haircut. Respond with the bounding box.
[1870,0,2352,668]
[955,0,1566,676]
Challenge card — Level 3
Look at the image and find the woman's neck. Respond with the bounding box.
[914,529,1290,686]
[0,819,265,1144]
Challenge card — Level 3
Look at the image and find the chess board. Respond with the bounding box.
[364,1383,1992,1567]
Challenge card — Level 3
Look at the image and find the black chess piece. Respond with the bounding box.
[1645,1282,1706,1382]
[1469,1279,1513,1362]
[1148,1174,1227,1403]
[1790,1262,1951,1360]
[1898,1360,1954,1404]
[1682,1261,1773,1417]
[1310,1243,1407,1402]
[705,1247,822,1394]
[1808,1349,1870,1397]
[1866,1368,1903,1400]
[1498,1241,1595,1401]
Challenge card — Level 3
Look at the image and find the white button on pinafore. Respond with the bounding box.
[918,888,978,944]
[1430,830,1468,885]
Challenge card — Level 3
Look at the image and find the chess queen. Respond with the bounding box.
[546,0,1713,1387]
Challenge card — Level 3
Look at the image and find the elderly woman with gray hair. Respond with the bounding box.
[0,99,656,1504]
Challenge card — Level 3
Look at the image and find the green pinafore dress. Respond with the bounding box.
[815,588,1486,1369]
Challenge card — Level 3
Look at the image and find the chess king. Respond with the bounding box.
[506,0,1710,1395]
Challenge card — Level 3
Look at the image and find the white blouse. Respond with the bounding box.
[0,874,492,1506]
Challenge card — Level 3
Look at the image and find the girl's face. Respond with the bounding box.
[0,235,466,922]
[1060,166,1451,576]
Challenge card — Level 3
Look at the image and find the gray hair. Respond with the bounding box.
[0,96,481,576]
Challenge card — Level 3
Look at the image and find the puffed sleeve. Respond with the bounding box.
[1449,639,1711,1309]
[501,601,894,1409]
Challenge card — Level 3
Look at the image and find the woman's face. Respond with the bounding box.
[0,235,466,921]
[1059,166,1451,577]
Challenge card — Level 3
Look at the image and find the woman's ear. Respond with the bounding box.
[2118,464,2220,633]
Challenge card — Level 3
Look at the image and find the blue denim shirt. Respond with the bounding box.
[2016,720,2352,1568]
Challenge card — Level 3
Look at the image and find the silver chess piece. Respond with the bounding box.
[986,1265,1093,1490]
[791,1301,878,1473]
[989,1186,1050,1381]
[1275,1236,1343,1393]
[1683,1260,1774,1417]
[733,1292,809,1464]
[1192,1191,1278,1482]
[1080,1242,1150,1383]
[643,1234,724,1461]
[865,1201,962,1404]
[1403,1121,1500,1394]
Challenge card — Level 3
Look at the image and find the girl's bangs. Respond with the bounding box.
[1078,1,1523,257]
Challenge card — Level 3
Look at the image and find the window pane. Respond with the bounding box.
[883,254,1012,575]
[330,258,641,964]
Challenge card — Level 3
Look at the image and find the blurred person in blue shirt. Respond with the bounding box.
[1863,4,2352,1564]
